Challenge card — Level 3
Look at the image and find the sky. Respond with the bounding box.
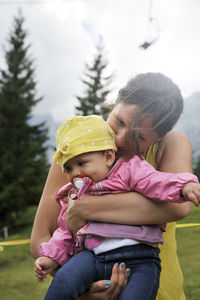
[0,0,200,123]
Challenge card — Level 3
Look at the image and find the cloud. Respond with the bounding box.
[0,0,199,123]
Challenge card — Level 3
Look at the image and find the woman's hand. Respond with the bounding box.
[66,196,87,234]
[79,263,130,300]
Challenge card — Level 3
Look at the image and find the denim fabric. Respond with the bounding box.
[44,244,161,300]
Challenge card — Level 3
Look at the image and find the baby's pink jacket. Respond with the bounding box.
[39,197,78,266]
[40,155,199,265]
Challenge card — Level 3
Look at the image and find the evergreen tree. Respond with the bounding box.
[0,10,49,227]
[75,38,113,120]
[194,156,200,180]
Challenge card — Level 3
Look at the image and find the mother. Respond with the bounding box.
[31,73,192,300]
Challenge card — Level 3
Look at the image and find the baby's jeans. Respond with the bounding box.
[44,243,161,300]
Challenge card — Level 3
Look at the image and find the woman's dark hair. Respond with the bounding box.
[116,72,184,154]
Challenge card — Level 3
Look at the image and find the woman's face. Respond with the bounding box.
[107,103,161,159]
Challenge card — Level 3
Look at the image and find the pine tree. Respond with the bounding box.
[75,38,113,120]
[194,156,200,180]
[0,10,49,227]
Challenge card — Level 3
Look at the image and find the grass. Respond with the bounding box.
[0,206,199,299]
[0,207,51,300]
[0,242,51,299]
[176,206,200,300]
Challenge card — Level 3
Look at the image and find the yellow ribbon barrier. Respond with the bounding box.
[0,239,30,251]
[176,223,200,228]
[0,224,200,252]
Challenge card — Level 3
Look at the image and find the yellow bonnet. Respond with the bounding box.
[53,115,117,170]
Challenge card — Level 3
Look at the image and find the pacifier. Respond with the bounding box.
[69,174,93,200]
[71,174,92,190]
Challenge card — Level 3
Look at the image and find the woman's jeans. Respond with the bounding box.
[44,244,161,300]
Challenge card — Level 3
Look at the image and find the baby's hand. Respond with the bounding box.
[182,182,200,207]
[34,256,59,282]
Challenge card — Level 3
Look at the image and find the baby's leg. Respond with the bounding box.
[119,245,161,300]
[119,260,160,300]
[44,250,96,300]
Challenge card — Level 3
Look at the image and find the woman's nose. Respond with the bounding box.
[115,131,126,148]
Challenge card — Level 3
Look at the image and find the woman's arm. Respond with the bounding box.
[30,162,68,258]
[155,129,193,218]
[66,130,193,232]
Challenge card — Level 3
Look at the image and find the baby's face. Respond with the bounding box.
[64,151,115,184]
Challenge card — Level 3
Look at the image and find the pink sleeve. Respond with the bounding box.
[126,155,199,202]
[40,200,78,266]
[88,156,199,202]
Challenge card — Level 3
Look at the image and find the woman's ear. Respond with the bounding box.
[104,150,116,167]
